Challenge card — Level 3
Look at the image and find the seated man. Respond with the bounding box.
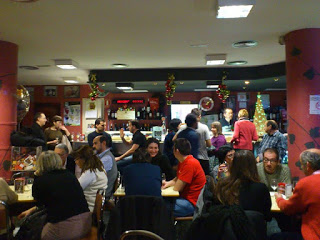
[93,135,117,198]
[162,138,206,217]
[54,143,81,178]
[115,120,146,173]
[257,148,291,191]
[275,149,320,240]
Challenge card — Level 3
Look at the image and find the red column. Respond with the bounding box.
[285,28,320,179]
[0,41,18,180]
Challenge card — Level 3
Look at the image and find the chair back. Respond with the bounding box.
[93,189,105,240]
[120,230,164,240]
[0,200,10,240]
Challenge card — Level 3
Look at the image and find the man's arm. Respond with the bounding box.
[162,177,177,189]
[173,179,187,192]
[115,144,139,161]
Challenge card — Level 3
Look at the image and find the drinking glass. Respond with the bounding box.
[76,132,80,141]
[292,180,298,190]
[271,179,277,192]
[162,173,166,181]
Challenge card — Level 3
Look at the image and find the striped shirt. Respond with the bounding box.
[257,130,287,160]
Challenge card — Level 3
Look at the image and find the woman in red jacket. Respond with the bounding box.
[231,109,258,151]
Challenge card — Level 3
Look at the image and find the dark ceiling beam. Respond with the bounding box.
[90,62,285,82]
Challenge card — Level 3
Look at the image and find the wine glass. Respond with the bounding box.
[162,173,166,181]
[271,179,277,192]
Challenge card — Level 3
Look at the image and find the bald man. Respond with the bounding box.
[275,149,320,240]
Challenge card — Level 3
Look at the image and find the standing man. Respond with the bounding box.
[162,138,206,217]
[219,108,234,132]
[191,108,211,175]
[54,143,81,178]
[257,148,291,191]
[87,118,112,148]
[176,114,199,159]
[93,135,117,198]
[275,149,320,240]
[115,120,146,173]
[31,112,47,150]
[256,120,287,162]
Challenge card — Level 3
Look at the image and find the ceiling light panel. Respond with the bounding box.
[205,54,226,65]
[216,0,255,19]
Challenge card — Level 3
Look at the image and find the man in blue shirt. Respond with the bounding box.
[177,114,199,159]
[93,135,117,198]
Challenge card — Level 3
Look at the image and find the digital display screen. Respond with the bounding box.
[112,99,145,104]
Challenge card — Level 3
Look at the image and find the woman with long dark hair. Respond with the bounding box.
[146,137,174,181]
[216,150,271,220]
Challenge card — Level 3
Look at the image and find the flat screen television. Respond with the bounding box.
[170,104,198,122]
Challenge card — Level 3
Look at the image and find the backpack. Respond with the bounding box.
[15,207,47,240]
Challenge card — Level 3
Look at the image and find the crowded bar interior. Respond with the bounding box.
[0,1,320,240]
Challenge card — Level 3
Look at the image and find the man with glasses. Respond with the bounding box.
[87,118,112,148]
[257,148,291,191]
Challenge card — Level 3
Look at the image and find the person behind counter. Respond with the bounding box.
[87,118,112,148]
[18,151,91,240]
[31,112,47,150]
[219,108,234,132]
[146,137,174,181]
[44,115,71,151]
[115,120,146,173]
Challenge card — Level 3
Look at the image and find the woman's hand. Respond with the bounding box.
[18,206,37,219]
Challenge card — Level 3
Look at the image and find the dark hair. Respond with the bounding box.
[168,118,182,132]
[129,120,140,129]
[173,138,191,156]
[216,150,260,205]
[263,148,279,161]
[95,118,105,127]
[266,120,278,130]
[132,148,150,163]
[51,115,62,123]
[185,113,197,128]
[34,112,44,122]
[216,145,234,164]
[191,108,201,117]
[97,135,110,147]
[71,145,104,173]
[146,137,160,148]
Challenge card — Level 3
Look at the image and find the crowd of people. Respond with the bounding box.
[1,107,319,240]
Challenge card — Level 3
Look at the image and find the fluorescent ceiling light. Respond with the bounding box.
[112,63,129,68]
[194,89,218,92]
[124,90,148,93]
[54,59,78,69]
[205,54,226,65]
[216,0,255,19]
[206,81,221,88]
[62,77,79,84]
[264,88,286,91]
[116,82,134,90]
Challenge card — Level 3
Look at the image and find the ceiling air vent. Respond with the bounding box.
[232,40,258,48]
[11,0,39,2]
[19,66,39,70]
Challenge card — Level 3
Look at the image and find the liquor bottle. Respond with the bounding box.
[148,110,153,120]
[114,123,118,131]
[156,110,160,120]
[111,109,115,120]
[114,109,117,119]
[107,108,111,119]
[110,123,113,131]
[136,108,141,120]
[141,107,146,120]
[146,98,151,114]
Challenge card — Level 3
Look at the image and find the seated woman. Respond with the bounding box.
[211,145,235,182]
[210,121,227,151]
[146,138,174,181]
[18,151,91,240]
[72,145,108,211]
[163,118,182,168]
[123,149,162,197]
[44,115,71,150]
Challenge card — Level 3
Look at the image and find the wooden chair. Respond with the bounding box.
[120,230,164,240]
[80,189,105,240]
[0,200,10,240]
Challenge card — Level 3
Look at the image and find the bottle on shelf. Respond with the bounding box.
[161,117,167,141]
[156,109,160,120]
[141,107,146,120]
[114,109,117,119]
[148,109,153,120]
[136,108,141,120]
[114,123,118,131]
[146,98,151,115]
[110,123,113,131]
[111,109,115,120]
[107,108,111,119]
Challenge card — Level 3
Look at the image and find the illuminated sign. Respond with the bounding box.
[112,99,145,104]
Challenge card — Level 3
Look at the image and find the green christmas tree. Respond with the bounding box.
[253,93,267,136]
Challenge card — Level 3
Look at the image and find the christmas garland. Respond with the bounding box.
[165,74,176,105]
[88,73,102,101]
[216,72,230,103]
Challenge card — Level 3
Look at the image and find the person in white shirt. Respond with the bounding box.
[72,145,108,211]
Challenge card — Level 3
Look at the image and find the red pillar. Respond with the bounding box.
[0,41,18,180]
[285,28,320,179]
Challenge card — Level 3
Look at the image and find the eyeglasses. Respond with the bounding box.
[263,158,278,163]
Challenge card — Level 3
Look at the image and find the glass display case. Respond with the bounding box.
[11,146,42,171]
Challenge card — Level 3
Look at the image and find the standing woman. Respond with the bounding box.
[211,121,227,151]
[72,145,108,211]
[18,151,91,240]
[231,109,258,151]
[44,115,71,150]
[163,118,182,168]
[146,138,174,180]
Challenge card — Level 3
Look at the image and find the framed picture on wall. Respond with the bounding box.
[44,86,57,97]
[64,86,80,98]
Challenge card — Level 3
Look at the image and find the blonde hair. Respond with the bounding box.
[238,109,249,118]
[211,121,223,135]
[35,151,63,176]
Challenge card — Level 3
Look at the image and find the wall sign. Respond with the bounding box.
[112,99,145,104]
[310,95,320,115]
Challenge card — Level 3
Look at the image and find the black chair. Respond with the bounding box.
[120,230,164,240]
[105,195,174,240]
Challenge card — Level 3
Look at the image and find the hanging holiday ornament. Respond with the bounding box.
[165,73,176,105]
[216,71,230,103]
